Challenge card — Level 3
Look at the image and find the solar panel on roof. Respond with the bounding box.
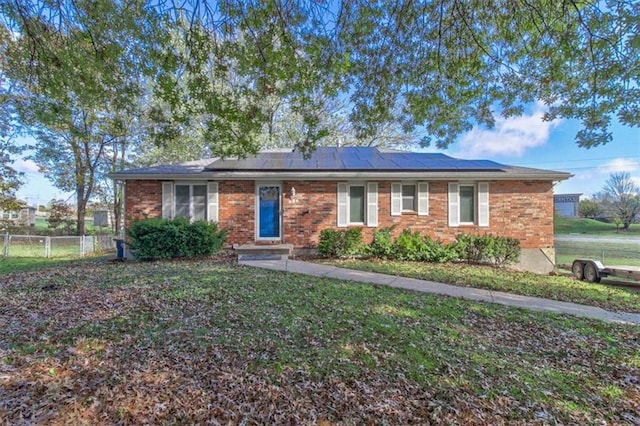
[205,147,506,171]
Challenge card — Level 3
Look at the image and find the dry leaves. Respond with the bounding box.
[1,259,639,424]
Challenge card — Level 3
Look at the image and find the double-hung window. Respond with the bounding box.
[162,181,219,222]
[448,182,489,227]
[349,185,365,224]
[175,184,207,221]
[391,182,429,216]
[402,184,416,212]
[337,182,378,227]
[459,185,475,224]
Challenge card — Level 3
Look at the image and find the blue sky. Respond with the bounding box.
[12,108,640,207]
[423,105,640,198]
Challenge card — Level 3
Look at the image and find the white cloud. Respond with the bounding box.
[573,171,595,182]
[597,158,640,174]
[13,159,41,174]
[456,104,561,158]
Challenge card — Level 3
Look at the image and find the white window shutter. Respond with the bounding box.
[162,182,174,219]
[207,182,219,222]
[390,183,402,216]
[448,183,459,227]
[367,182,378,227]
[337,183,348,227]
[417,182,429,216]
[478,182,489,227]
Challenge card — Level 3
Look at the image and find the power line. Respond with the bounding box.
[551,165,640,172]
[513,155,640,166]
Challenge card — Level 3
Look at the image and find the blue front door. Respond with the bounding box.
[258,185,281,239]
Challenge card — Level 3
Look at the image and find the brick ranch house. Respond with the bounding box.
[110,147,571,273]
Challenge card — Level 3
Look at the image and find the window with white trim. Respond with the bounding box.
[349,185,365,224]
[391,182,429,216]
[175,184,207,221]
[459,184,475,224]
[448,182,489,227]
[162,181,219,222]
[337,182,378,227]
[401,184,416,212]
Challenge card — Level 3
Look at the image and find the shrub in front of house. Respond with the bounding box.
[454,234,520,267]
[318,228,365,258]
[392,229,459,263]
[486,235,521,267]
[368,227,396,259]
[319,227,520,267]
[423,236,459,263]
[394,229,429,261]
[455,233,492,264]
[127,217,228,261]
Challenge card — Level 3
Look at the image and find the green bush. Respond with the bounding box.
[127,217,228,261]
[317,226,520,267]
[368,226,396,259]
[394,229,428,261]
[489,236,521,267]
[455,234,491,264]
[391,230,459,263]
[318,228,365,258]
[423,235,459,263]
[454,234,520,266]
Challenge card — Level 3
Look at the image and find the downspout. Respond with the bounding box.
[121,180,126,239]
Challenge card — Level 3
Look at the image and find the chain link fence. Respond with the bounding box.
[1,233,116,258]
[555,239,640,267]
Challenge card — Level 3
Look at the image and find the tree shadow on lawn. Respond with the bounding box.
[1,261,639,424]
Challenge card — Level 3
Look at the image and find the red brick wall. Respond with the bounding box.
[219,181,255,246]
[124,179,555,249]
[283,181,337,247]
[124,180,163,221]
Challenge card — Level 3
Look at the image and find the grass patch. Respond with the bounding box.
[556,239,640,267]
[555,216,640,236]
[0,259,638,424]
[320,259,640,313]
[0,255,113,275]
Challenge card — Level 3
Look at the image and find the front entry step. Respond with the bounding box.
[235,243,293,261]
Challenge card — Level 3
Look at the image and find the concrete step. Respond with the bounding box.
[235,243,293,261]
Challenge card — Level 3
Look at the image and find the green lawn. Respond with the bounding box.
[1,259,638,424]
[33,216,113,234]
[0,255,113,275]
[553,217,640,266]
[556,240,640,267]
[555,216,640,236]
[320,259,640,313]
[4,243,87,258]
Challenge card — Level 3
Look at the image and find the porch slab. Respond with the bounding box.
[235,243,293,259]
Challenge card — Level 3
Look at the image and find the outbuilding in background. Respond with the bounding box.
[554,193,582,218]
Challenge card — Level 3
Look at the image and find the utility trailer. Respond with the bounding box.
[571,259,640,283]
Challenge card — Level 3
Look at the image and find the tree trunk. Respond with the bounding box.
[113,182,123,237]
[76,186,86,236]
[76,204,86,235]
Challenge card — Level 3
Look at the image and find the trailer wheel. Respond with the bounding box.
[572,261,584,280]
[584,262,601,283]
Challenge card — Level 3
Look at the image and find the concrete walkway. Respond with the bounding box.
[239,257,640,325]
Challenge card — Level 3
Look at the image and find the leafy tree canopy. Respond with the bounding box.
[0,26,23,210]
[1,0,638,158]
[578,198,602,219]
